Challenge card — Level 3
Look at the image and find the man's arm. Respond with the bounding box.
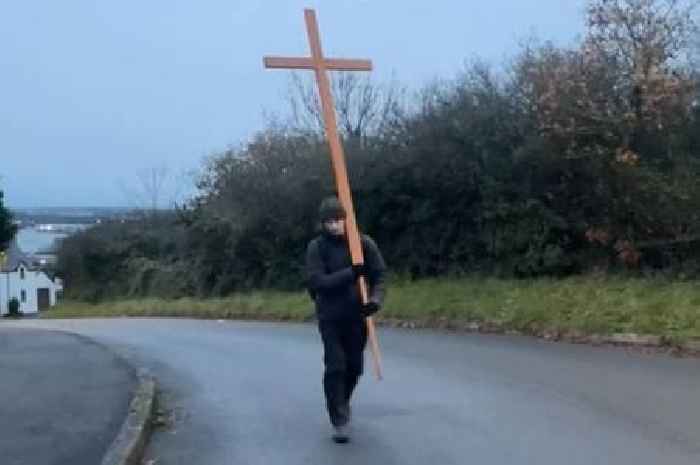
[362,235,387,307]
[305,239,355,293]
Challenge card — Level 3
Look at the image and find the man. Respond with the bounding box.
[305,196,387,443]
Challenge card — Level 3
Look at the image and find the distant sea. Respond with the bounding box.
[16,226,84,254]
[11,206,130,254]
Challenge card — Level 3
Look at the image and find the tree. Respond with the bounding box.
[0,191,17,252]
[503,2,700,268]
[54,0,700,300]
[118,164,193,216]
[287,71,405,147]
[585,0,698,145]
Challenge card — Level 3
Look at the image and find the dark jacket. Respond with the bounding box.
[305,233,386,321]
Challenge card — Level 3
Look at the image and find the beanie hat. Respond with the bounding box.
[319,196,347,222]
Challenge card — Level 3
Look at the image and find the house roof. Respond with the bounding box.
[1,239,36,272]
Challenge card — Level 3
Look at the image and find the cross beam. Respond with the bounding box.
[263,57,372,72]
[263,9,383,380]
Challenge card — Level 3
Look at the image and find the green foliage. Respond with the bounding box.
[0,191,17,252]
[55,0,700,301]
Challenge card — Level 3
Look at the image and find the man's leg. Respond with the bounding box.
[318,320,350,428]
[343,318,369,406]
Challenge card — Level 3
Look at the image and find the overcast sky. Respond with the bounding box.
[0,0,586,207]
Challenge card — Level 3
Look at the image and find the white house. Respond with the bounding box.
[0,240,63,315]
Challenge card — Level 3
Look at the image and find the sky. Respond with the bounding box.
[0,0,586,207]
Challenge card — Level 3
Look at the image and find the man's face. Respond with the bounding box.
[323,218,346,237]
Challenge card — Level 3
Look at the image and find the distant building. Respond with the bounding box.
[0,240,63,315]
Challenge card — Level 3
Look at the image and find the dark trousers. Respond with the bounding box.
[318,317,368,427]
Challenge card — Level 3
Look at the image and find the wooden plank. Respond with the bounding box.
[304,10,365,278]
[324,58,373,71]
[263,56,315,70]
[264,56,372,71]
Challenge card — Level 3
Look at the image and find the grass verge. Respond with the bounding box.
[45,276,700,344]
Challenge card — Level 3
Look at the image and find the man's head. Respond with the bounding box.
[319,196,346,237]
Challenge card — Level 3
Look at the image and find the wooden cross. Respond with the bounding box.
[264,8,383,380]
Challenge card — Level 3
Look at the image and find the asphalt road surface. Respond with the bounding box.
[6,318,700,465]
[0,327,134,465]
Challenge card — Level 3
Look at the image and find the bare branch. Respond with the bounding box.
[285,71,406,145]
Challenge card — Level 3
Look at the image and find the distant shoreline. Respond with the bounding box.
[11,207,139,228]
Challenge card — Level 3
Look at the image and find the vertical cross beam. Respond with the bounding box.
[303,10,367,301]
[264,9,383,380]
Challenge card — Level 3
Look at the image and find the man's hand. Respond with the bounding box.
[361,302,380,317]
[352,263,368,279]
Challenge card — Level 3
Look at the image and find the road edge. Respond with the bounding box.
[100,369,157,465]
[377,318,700,356]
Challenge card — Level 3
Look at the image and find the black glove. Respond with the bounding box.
[361,301,380,317]
[352,263,368,279]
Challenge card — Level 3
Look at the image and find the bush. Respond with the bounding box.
[54,1,700,301]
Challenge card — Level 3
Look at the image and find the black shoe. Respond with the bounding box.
[332,424,349,443]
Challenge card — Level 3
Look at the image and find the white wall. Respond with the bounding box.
[0,265,63,315]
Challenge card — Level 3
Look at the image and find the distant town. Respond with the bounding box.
[11,207,138,228]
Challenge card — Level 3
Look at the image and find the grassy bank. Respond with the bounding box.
[46,276,700,344]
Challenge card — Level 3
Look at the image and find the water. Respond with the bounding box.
[16,226,85,254]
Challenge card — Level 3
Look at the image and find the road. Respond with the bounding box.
[0,327,133,465]
[6,318,700,464]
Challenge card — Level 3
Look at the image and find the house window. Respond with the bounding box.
[20,268,25,279]
[21,290,26,303]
